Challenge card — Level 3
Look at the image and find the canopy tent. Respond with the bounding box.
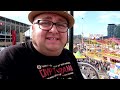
[64,43,69,50]
[74,51,86,59]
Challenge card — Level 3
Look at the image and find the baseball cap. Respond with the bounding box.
[28,11,74,28]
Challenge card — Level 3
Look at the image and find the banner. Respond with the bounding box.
[11,30,16,45]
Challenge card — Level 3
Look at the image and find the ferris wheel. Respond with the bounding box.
[78,62,100,79]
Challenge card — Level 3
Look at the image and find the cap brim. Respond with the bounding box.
[28,11,74,28]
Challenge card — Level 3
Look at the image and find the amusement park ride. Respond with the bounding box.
[78,62,100,79]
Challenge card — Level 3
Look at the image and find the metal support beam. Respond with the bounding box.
[69,11,74,52]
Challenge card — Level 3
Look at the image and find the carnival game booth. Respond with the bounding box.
[106,50,120,79]
[103,49,120,63]
[107,63,120,79]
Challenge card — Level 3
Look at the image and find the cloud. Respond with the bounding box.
[74,22,81,35]
[0,11,29,16]
[74,20,90,37]
[74,11,87,35]
[74,11,87,18]
[98,11,120,24]
[0,11,32,36]
[0,11,31,25]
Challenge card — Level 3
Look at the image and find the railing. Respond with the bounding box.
[78,62,100,79]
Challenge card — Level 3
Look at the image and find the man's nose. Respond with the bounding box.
[49,25,59,33]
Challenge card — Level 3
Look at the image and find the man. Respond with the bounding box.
[0,11,84,79]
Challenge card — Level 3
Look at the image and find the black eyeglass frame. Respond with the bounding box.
[33,19,69,33]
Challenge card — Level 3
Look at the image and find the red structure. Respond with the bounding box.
[11,30,16,45]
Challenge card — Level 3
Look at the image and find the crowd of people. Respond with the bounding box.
[77,57,111,73]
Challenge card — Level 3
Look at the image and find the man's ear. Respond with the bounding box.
[64,32,68,47]
[32,24,35,31]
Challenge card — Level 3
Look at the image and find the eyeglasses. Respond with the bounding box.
[33,20,68,33]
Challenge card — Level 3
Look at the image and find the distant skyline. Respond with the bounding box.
[1,11,120,37]
[74,11,120,37]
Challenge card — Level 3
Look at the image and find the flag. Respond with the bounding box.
[11,30,16,45]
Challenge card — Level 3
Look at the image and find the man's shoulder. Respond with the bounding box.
[63,48,75,58]
[63,48,73,55]
[12,41,31,48]
[1,41,31,54]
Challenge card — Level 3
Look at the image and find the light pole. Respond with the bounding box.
[81,18,83,35]
[81,18,84,49]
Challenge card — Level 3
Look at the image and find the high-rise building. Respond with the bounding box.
[0,16,30,47]
[114,24,120,38]
[107,24,117,38]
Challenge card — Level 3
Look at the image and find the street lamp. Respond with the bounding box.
[81,18,84,49]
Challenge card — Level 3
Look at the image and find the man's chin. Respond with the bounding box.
[46,46,60,51]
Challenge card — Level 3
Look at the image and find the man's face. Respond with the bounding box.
[32,13,68,52]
